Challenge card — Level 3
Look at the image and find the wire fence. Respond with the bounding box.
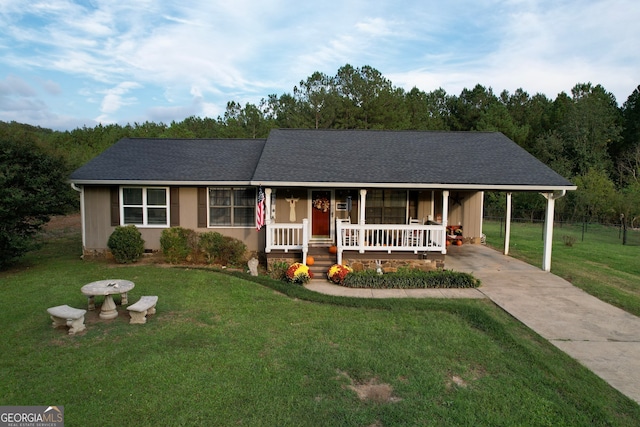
[483,216,640,247]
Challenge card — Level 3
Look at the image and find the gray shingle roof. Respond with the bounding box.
[69,130,575,190]
[252,129,574,189]
[70,138,266,183]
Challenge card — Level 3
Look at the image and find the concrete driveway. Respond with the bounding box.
[307,244,640,404]
[444,244,640,404]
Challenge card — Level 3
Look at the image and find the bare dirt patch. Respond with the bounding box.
[445,365,486,390]
[337,370,402,404]
[44,213,82,233]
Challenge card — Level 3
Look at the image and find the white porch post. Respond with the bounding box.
[359,189,367,225]
[442,190,449,254]
[302,218,309,265]
[504,192,512,255]
[265,188,272,225]
[431,191,435,220]
[358,189,367,250]
[541,190,566,272]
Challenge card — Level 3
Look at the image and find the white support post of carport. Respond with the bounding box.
[504,192,512,256]
[541,190,566,272]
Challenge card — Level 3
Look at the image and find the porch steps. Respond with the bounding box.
[307,247,336,279]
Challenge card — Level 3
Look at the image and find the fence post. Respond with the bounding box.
[621,214,627,245]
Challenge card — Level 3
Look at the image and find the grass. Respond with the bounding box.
[483,220,640,317]
[1,225,639,426]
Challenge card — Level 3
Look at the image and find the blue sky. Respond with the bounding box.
[1,0,638,130]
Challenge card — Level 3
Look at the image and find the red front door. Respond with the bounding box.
[311,190,331,237]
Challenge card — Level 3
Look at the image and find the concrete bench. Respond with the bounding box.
[47,305,87,335]
[127,296,158,324]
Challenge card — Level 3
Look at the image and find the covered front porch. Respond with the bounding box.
[263,188,456,270]
[262,187,568,274]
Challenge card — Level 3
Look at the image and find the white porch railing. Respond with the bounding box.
[265,218,446,266]
[336,221,446,265]
[265,218,309,263]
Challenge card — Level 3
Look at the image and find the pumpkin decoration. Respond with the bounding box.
[306,256,315,266]
[328,245,338,254]
[456,239,463,246]
[446,240,451,247]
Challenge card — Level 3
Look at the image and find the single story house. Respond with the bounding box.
[69,129,576,272]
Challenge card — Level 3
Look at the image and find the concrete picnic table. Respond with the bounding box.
[81,279,135,320]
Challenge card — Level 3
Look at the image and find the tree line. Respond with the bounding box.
[2,63,640,228]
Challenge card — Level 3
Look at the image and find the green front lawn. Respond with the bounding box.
[1,228,639,426]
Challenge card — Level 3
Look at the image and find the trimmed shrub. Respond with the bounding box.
[198,231,225,264]
[199,232,247,267]
[160,227,198,264]
[562,235,577,247]
[268,261,289,280]
[107,225,145,264]
[218,236,247,266]
[341,268,480,289]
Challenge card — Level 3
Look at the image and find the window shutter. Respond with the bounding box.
[170,187,180,226]
[110,186,120,226]
[197,187,207,228]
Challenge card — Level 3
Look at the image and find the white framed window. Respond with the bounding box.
[208,187,255,227]
[121,187,170,227]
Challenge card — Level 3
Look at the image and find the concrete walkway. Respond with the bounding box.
[305,244,640,404]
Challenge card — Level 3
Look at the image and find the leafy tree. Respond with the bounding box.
[618,86,640,184]
[407,87,451,130]
[169,116,222,138]
[294,71,338,129]
[218,101,273,138]
[621,85,640,147]
[618,181,640,227]
[570,169,618,222]
[530,131,573,178]
[334,64,405,129]
[560,83,621,177]
[447,84,499,131]
[617,144,640,185]
[0,138,75,268]
[475,101,530,146]
[160,121,197,138]
[500,89,554,151]
[263,93,309,129]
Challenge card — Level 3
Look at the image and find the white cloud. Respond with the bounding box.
[0,0,638,129]
[41,79,62,95]
[99,81,142,117]
[0,75,37,97]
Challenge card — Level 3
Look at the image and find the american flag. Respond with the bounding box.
[256,186,265,230]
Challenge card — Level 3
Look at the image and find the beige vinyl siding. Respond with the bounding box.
[83,186,114,251]
[83,186,262,253]
[274,189,308,224]
[461,191,483,240]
